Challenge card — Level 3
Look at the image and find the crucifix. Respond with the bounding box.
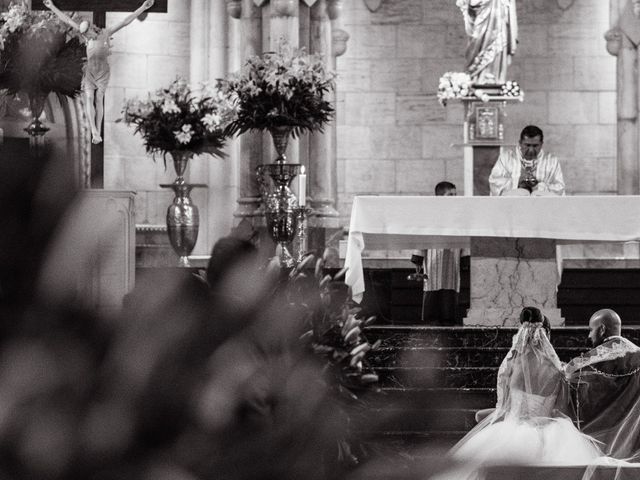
[31,0,168,188]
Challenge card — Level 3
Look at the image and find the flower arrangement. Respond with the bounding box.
[224,41,336,137]
[0,1,85,99]
[120,78,236,162]
[501,80,521,97]
[437,71,472,106]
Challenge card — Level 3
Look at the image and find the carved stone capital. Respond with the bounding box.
[327,0,343,20]
[605,28,622,56]
[272,0,296,16]
[332,28,349,57]
[227,0,242,18]
[363,0,382,12]
[310,0,326,20]
[556,0,575,11]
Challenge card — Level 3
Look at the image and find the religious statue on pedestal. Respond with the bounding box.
[43,0,155,144]
[456,0,518,84]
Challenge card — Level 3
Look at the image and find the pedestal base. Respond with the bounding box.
[464,237,564,326]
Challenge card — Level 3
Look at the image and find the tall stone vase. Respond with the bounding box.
[256,126,303,267]
[160,150,207,267]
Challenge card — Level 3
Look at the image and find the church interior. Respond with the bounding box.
[2,0,640,479]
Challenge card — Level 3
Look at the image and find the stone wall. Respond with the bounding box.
[99,0,616,247]
[336,0,615,223]
[102,0,198,249]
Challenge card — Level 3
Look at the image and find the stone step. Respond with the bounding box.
[359,407,478,434]
[364,326,640,349]
[368,346,586,368]
[358,325,640,441]
[484,465,640,480]
[350,457,636,480]
[364,387,496,410]
[375,366,498,389]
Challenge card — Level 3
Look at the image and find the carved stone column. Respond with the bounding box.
[268,0,300,47]
[264,0,300,166]
[190,0,209,83]
[207,1,237,245]
[228,0,347,245]
[309,0,339,220]
[188,0,237,253]
[607,0,640,194]
[228,0,264,220]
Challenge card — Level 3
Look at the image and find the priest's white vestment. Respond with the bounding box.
[489,148,565,196]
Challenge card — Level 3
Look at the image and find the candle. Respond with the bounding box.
[298,166,306,206]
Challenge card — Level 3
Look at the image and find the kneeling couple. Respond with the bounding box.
[436,307,640,479]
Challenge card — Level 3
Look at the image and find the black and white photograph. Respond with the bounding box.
[1,0,640,479]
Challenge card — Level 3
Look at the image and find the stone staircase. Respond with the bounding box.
[359,325,640,447]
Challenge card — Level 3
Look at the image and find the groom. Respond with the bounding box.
[565,309,640,461]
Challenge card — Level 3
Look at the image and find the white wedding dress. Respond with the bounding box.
[433,322,604,480]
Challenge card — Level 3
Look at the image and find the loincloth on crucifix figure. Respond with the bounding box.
[44,0,155,144]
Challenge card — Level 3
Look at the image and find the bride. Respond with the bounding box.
[433,307,604,479]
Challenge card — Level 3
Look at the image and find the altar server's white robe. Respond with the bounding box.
[489,149,565,196]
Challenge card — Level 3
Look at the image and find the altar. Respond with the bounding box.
[344,196,640,326]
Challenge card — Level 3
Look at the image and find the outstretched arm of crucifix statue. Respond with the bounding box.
[43,0,82,31]
[108,0,155,35]
[44,0,155,145]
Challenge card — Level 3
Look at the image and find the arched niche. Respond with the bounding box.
[0,92,91,188]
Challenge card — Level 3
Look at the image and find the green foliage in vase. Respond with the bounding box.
[224,41,336,138]
[120,78,237,164]
[0,2,85,98]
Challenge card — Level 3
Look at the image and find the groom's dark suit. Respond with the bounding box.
[565,336,640,461]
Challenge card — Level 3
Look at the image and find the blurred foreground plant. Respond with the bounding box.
[287,250,381,466]
[0,132,381,480]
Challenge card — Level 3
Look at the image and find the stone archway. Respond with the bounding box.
[607,0,640,194]
[0,92,91,188]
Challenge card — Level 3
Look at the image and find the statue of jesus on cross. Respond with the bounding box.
[43,0,155,144]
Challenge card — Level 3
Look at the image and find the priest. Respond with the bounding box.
[564,309,640,461]
[488,125,565,196]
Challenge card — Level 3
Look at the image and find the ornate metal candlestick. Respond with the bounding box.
[256,126,304,267]
[257,162,302,267]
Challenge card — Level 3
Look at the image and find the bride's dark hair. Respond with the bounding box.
[520,306,551,338]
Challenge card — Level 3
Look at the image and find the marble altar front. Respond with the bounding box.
[344,195,640,326]
[466,237,561,326]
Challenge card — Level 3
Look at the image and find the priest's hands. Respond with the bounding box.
[143,0,155,9]
[43,0,53,8]
[518,177,538,192]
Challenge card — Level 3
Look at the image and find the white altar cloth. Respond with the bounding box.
[345,195,640,302]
